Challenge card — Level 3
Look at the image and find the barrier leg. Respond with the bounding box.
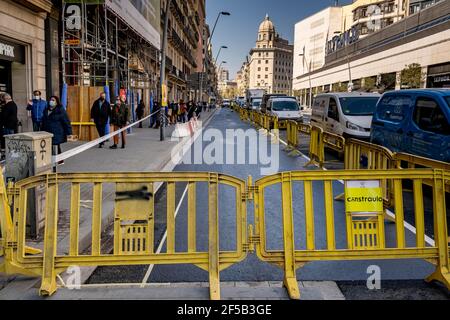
[40,179,58,296]
[208,174,221,300]
[281,173,300,299]
[425,171,450,290]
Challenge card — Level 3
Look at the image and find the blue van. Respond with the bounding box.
[370,89,450,162]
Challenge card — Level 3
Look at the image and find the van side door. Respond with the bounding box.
[406,95,450,161]
[371,94,412,152]
[325,96,341,135]
[311,96,328,130]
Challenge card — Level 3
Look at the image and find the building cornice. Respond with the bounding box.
[15,0,53,13]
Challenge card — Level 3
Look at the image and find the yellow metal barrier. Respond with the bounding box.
[322,132,345,154]
[2,172,247,299]
[252,169,450,299]
[395,152,450,193]
[305,126,325,168]
[285,121,299,154]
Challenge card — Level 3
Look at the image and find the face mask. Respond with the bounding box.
[34,96,40,100]
[49,101,57,108]
[100,97,105,101]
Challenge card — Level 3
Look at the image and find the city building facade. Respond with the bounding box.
[248,15,293,95]
[0,0,53,132]
[293,0,450,106]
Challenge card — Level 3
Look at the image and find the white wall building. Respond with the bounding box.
[292,0,450,106]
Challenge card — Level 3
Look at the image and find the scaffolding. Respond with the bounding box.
[61,1,160,140]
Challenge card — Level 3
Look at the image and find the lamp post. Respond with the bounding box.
[214,45,228,65]
[334,31,353,91]
[299,46,312,108]
[199,11,230,104]
[159,0,172,141]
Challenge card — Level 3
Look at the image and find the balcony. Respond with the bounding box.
[170,0,185,25]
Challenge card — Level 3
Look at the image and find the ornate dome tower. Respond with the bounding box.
[257,14,275,44]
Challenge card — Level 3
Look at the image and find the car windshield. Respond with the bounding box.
[339,97,379,116]
[272,100,299,111]
[445,96,450,108]
[252,100,261,107]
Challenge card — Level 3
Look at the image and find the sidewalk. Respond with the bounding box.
[0,109,217,296]
[0,281,345,300]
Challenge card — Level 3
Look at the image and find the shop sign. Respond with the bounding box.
[433,75,450,83]
[345,180,383,214]
[326,26,359,55]
[0,38,25,64]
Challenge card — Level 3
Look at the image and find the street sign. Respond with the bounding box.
[345,180,383,213]
[161,84,168,107]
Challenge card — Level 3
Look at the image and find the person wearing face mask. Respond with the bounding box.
[41,96,73,163]
[90,92,111,148]
[2,93,18,136]
[110,95,130,149]
[26,90,47,132]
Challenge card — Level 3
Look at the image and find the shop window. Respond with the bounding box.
[413,97,450,135]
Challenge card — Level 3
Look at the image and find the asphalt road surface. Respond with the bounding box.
[88,107,449,299]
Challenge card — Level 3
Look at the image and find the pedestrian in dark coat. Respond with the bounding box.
[136,99,145,128]
[90,92,111,148]
[41,96,73,158]
[2,93,18,135]
[110,96,130,149]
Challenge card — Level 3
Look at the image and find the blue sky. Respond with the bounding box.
[206,0,352,79]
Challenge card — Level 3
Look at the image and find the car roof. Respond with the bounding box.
[382,89,450,97]
[268,96,297,101]
[316,92,381,98]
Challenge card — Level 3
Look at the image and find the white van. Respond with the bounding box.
[267,96,303,122]
[311,92,381,140]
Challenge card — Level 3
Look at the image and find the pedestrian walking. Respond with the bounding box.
[179,99,187,123]
[41,96,73,163]
[26,90,47,132]
[187,100,196,121]
[90,92,111,148]
[1,93,18,136]
[136,99,145,128]
[110,96,130,149]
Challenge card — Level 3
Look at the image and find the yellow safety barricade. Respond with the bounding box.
[322,132,345,154]
[305,126,325,168]
[251,169,450,299]
[2,172,247,300]
[395,152,450,193]
[285,121,299,154]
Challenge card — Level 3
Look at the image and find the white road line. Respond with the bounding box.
[140,184,189,286]
[271,132,436,247]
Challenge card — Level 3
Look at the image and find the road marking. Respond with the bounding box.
[270,131,436,247]
[140,184,190,286]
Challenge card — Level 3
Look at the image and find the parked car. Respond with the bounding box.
[251,98,262,111]
[370,89,450,162]
[311,92,381,140]
[260,93,287,113]
[266,96,303,123]
[222,99,231,108]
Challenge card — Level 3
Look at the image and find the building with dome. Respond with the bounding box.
[248,15,294,95]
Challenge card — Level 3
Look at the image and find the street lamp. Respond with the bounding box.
[333,31,353,91]
[215,45,228,64]
[299,46,312,108]
[159,0,172,141]
[199,11,230,103]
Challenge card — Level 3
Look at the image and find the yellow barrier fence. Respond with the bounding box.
[252,169,450,299]
[395,152,450,193]
[0,171,247,299]
[305,126,325,168]
[285,121,299,151]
